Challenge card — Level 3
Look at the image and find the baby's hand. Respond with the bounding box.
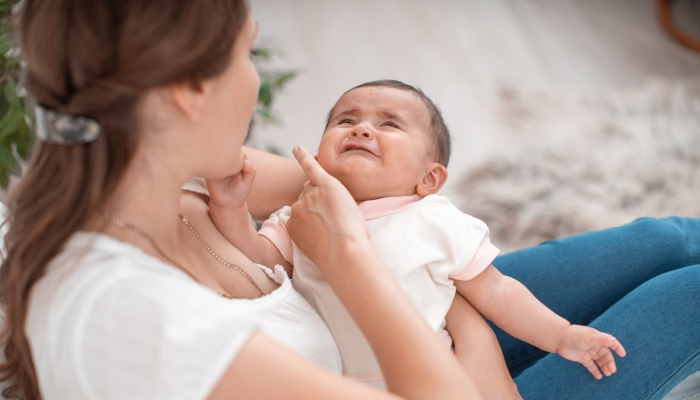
[206,153,257,210]
[555,325,627,379]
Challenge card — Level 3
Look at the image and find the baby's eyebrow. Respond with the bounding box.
[332,109,359,120]
[379,110,405,125]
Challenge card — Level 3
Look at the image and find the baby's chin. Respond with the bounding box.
[228,151,246,175]
[319,158,417,201]
[336,174,416,203]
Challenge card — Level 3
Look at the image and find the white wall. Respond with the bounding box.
[249,0,700,199]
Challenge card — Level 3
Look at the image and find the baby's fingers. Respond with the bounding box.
[240,158,257,186]
[594,348,617,376]
[582,359,603,380]
[608,337,627,358]
[592,331,627,357]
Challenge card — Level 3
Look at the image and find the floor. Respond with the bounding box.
[248,0,700,199]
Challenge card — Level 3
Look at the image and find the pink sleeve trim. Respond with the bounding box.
[258,220,294,265]
[449,236,500,281]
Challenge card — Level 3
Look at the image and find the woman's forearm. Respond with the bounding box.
[447,294,521,400]
[244,147,305,219]
[286,147,481,399]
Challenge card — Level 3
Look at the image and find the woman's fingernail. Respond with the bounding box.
[292,146,299,156]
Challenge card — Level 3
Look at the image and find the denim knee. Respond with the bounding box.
[627,217,700,267]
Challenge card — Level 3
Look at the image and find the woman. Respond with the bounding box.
[0,0,481,398]
[1,2,698,400]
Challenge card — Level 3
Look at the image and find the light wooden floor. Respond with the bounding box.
[249,0,700,199]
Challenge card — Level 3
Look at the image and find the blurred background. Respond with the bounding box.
[0,0,697,398]
[247,3,700,396]
[248,0,700,254]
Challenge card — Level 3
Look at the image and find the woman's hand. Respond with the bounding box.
[284,146,478,400]
[286,146,370,272]
[206,152,257,210]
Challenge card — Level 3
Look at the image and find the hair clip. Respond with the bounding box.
[34,104,101,145]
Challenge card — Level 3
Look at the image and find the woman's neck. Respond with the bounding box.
[93,149,192,257]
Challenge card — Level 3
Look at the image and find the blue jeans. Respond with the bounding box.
[491,217,700,399]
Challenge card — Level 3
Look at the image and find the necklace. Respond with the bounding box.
[179,214,264,294]
[105,214,264,296]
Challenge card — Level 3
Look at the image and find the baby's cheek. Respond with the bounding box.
[315,150,335,172]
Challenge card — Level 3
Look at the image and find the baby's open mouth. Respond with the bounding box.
[341,143,378,157]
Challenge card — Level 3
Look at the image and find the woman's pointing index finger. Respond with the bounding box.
[293,146,327,186]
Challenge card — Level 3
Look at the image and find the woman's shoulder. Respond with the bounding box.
[29,231,255,327]
[26,232,259,399]
[34,232,197,304]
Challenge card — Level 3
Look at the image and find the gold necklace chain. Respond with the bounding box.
[179,214,264,294]
[105,214,263,296]
[105,215,187,274]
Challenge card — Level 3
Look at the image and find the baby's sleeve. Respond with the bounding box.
[257,206,294,265]
[421,199,500,282]
[448,234,500,281]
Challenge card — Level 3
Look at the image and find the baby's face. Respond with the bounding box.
[317,86,434,202]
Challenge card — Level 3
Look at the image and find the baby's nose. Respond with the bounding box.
[351,124,373,138]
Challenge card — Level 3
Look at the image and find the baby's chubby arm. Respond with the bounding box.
[455,266,626,379]
[207,154,292,274]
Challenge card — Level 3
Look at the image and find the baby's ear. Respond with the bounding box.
[416,162,448,197]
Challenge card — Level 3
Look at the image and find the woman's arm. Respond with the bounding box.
[285,147,480,399]
[446,293,521,400]
[210,332,402,399]
[244,147,305,220]
[210,147,481,399]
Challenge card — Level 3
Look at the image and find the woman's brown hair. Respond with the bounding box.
[0,0,249,398]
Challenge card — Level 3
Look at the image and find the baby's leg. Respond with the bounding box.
[446,293,522,400]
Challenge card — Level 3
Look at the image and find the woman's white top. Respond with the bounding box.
[25,232,341,399]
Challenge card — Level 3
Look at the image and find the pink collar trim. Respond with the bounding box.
[358,194,422,221]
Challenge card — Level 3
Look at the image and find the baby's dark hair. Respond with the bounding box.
[324,80,452,166]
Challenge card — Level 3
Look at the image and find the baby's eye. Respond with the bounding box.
[338,118,354,125]
[382,121,400,129]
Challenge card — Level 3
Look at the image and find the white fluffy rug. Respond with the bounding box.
[457,79,700,251]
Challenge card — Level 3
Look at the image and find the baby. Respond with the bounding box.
[208,80,626,389]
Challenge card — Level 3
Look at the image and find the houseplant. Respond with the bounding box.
[0,0,296,188]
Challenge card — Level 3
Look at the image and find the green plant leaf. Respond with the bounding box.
[0,144,15,170]
[273,71,297,88]
[265,145,283,156]
[1,107,22,138]
[258,81,273,107]
[255,108,277,123]
[0,34,11,55]
[4,79,20,107]
[253,47,271,60]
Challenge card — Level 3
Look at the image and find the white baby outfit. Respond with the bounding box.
[259,194,500,388]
